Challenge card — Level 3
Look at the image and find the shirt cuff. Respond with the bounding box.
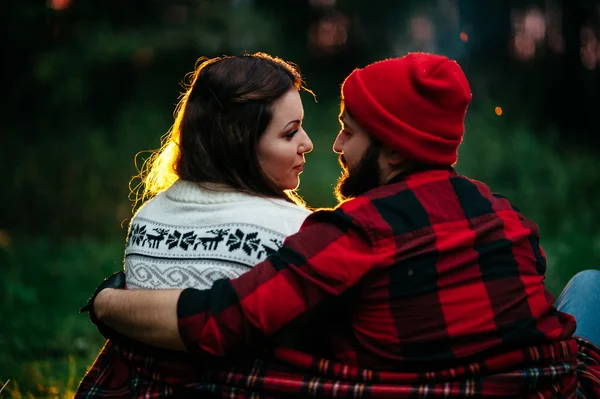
[177,287,209,353]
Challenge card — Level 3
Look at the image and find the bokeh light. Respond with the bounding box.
[48,0,70,11]
[308,12,350,55]
[580,26,598,70]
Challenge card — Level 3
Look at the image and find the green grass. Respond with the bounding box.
[0,237,124,398]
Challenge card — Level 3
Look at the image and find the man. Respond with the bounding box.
[84,53,600,397]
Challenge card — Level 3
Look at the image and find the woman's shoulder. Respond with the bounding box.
[129,181,311,234]
[130,189,168,217]
[250,196,311,216]
[240,196,312,234]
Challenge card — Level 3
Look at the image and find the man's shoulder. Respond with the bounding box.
[331,170,524,229]
[358,169,506,204]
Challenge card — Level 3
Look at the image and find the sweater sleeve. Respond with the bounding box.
[177,207,378,356]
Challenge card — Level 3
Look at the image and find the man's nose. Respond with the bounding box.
[333,133,344,154]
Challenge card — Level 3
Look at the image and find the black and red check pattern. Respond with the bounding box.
[75,168,600,397]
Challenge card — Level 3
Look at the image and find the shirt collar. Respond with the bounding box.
[385,166,457,186]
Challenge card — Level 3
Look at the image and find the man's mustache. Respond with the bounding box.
[339,155,348,168]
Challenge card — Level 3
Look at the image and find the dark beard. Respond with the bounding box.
[334,142,381,203]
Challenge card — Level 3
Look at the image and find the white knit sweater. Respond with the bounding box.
[124,180,311,290]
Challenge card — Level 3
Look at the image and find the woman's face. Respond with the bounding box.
[258,89,313,191]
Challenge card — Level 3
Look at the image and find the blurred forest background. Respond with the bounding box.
[2,0,600,397]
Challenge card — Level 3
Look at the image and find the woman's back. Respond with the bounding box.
[126,179,311,290]
[75,52,315,398]
[75,181,311,398]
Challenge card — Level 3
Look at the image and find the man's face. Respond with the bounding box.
[333,107,382,202]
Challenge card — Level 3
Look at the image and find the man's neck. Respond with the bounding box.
[382,164,451,185]
[381,169,404,185]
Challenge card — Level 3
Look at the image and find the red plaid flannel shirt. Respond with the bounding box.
[75,168,600,398]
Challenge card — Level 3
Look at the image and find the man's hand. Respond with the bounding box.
[80,271,126,339]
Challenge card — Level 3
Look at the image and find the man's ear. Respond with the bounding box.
[381,146,403,167]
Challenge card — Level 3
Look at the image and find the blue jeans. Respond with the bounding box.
[555,269,600,346]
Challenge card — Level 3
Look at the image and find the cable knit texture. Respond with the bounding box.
[124,180,311,290]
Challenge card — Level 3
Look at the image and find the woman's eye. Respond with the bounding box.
[285,129,299,139]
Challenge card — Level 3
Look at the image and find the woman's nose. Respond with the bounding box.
[299,129,313,154]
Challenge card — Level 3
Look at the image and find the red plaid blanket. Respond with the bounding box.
[75,336,600,398]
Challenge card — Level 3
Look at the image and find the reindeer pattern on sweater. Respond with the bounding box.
[126,218,288,289]
[123,180,310,290]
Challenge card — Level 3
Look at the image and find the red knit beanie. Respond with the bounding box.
[341,53,472,166]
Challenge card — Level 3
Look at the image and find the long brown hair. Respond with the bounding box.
[132,52,311,208]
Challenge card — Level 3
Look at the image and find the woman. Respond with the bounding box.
[75,52,314,397]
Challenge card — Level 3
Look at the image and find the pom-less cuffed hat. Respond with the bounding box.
[341,53,472,166]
